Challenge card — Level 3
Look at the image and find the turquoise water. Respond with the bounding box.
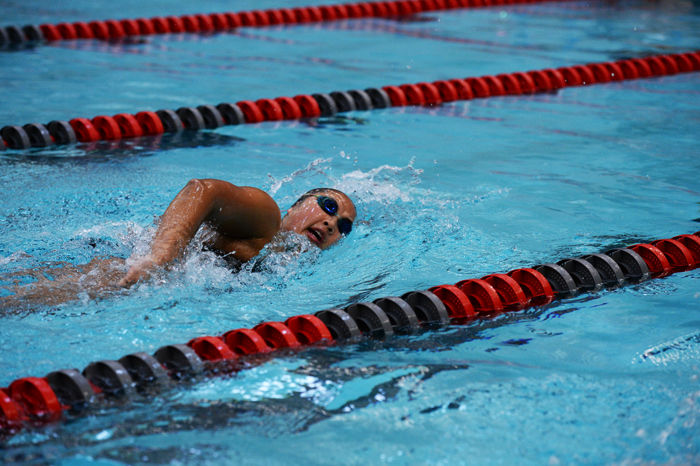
[1,0,699,463]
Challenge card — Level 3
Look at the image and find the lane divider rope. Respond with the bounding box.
[1,231,699,436]
[1,50,698,151]
[0,0,570,47]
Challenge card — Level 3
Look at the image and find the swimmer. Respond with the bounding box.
[0,179,356,310]
[120,178,356,287]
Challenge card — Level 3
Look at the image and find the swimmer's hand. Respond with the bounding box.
[119,256,160,288]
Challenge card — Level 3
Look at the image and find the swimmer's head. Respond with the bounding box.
[280,188,356,249]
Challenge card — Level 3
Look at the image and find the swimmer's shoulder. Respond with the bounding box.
[200,180,279,214]
[198,180,280,250]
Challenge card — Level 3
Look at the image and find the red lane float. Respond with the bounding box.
[382,86,408,106]
[512,72,536,93]
[114,113,144,138]
[136,111,165,135]
[673,235,700,264]
[497,73,522,95]
[448,79,474,99]
[417,82,441,106]
[481,274,529,310]
[56,23,77,40]
[69,118,100,142]
[651,239,696,270]
[236,100,265,123]
[400,83,426,105]
[256,98,284,121]
[0,388,24,429]
[507,268,554,306]
[253,322,301,349]
[285,315,333,344]
[293,94,322,117]
[630,243,672,277]
[73,22,93,39]
[483,75,506,96]
[92,115,122,140]
[466,77,490,97]
[274,97,303,119]
[8,377,63,422]
[187,336,237,362]
[223,329,272,355]
[433,80,458,102]
[455,278,504,315]
[429,284,477,321]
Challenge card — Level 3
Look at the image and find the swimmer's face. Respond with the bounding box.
[280,191,356,249]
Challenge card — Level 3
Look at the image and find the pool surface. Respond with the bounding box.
[1,0,699,464]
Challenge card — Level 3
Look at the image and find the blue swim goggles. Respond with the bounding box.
[316,196,353,235]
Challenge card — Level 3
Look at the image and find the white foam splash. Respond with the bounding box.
[121,223,157,262]
[267,157,333,196]
[637,331,700,366]
[337,161,423,204]
[128,227,323,296]
[72,221,136,239]
[267,156,427,208]
[0,251,31,266]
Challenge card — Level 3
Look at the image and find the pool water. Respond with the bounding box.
[1,0,699,463]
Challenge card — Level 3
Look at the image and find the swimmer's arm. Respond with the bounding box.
[119,179,280,287]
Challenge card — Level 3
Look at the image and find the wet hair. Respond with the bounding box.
[290,188,350,208]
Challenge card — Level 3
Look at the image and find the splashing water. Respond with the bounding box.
[267,157,333,199]
[336,159,424,204]
[0,155,505,317]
